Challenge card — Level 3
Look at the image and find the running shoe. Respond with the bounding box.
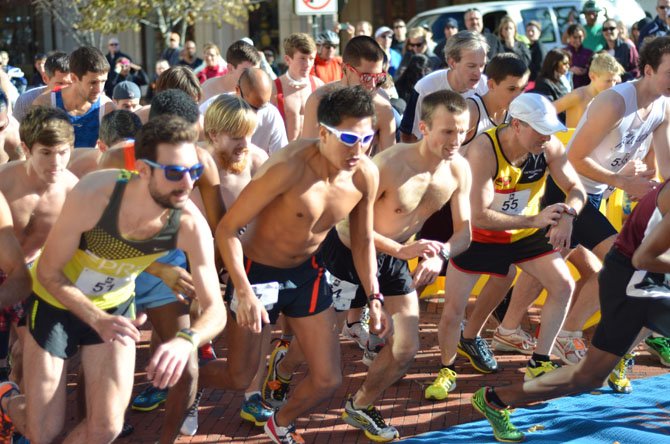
[198,341,217,367]
[131,385,168,412]
[457,335,498,373]
[341,397,399,442]
[264,412,305,444]
[0,381,19,443]
[263,339,292,407]
[492,326,536,355]
[524,358,559,381]
[342,321,369,351]
[119,421,134,438]
[362,333,385,367]
[608,353,635,394]
[240,393,274,426]
[180,389,203,436]
[553,333,587,365]
[645,336,670,367]
[424,367,457,401]
[471,387,524,443]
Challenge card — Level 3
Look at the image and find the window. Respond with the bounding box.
[521,7,554,44]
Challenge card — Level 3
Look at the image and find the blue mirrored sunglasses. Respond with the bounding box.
[142,159,204,182]
[321,123,375,147]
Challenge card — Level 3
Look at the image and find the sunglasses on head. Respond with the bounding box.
[344,63,387,86]
[142,159,204,181]
[321,123,375,147]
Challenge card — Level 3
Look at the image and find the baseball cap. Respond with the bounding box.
[113,81,141,100]
[582,1,601,13]
[375,26,393,39]
[509,94,566,135]
[444,18,458,29]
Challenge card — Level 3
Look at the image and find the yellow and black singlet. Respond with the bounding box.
[31,171,182,309]
[472,126,548,244]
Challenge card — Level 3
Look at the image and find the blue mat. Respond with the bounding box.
[403,373,670,443]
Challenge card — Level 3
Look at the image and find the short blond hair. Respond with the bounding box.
[589,52,624,76]
[204,94,257,143]
[203,43,221,56]
[284,33,317,57]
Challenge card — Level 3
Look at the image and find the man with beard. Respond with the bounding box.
[203,93,274,426]
[0,116,225,443]
[33,46,115,148]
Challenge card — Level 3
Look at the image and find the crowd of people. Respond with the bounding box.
[0,2,669,444]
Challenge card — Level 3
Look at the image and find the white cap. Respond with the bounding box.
[374,26,393,39]
[509,93,566,135]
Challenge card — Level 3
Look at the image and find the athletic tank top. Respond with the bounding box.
[568,81,666,196]
[31,171,182,309]
[274,75,318,120]
[463,94,509,145]
[614,181,670,299]
[121,140,136,171]
[473,125,548,244]
[52,90,103,148]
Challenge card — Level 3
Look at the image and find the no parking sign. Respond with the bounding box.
[295,0,338,15]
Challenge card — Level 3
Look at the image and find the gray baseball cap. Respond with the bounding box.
[113,81,141,100]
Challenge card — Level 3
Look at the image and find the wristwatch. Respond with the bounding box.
[176,328,201,350]
[438,247,450,262]
[563,206,578,218]
[368,293,385,307]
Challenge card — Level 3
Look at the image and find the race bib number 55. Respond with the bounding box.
[492,189,530,216]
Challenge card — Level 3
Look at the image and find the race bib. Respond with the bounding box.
[326,272,358,311]
[231,281,280,313]
[491,189,531,216]
[75,268,132,297]
[626,270,670,299]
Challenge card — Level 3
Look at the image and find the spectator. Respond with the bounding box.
[531,48,571,122]
[198,43,228,84]
[582,1,606,52]
[634,17,654,49]
[355,20,373,36]
[112,81,142,112]
[375,26,402,77]
[564,24,593,88]
[30,53,47,88]
[311,30,343,83]
[496,16,531,68]
[179,40,205,74]
[396,27,442,77]
[394,53,432,104]
[0,51,27,95]
[201,40,261,100]
[13,51,72,122]
[391,18,407,53]
[105,37,132,68]
[161,32,182,66]
[525,20,546,82]
[464,7,503,60]
[639,0,670,47]
[434,18,460,68]
[616,20,635,47]
[146,59,170,102]
[602,18,640,81]
[104,56,149,98]
[263,48,281,76]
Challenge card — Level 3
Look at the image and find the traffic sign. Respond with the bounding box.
[295,0,338,15]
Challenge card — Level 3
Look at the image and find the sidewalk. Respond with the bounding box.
[92,296,667,443]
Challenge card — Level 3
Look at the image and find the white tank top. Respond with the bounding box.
[568,81,666,196]
[464,94,509,145]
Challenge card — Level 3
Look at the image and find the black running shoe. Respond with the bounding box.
[457,335,498,373]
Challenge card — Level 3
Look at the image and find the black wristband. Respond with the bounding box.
[368,292,384,306]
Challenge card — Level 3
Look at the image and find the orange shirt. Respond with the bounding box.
[311,55,343,83]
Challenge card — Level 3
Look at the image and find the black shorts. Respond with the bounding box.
[224,254,332,324]
[27,294,135,359]
[417,203,453,276]
[591,248,670,356]
[320,229,414,311]
[451,229,556,277]
[542,176,617,250]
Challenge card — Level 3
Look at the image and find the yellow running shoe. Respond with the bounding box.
[607,353,635,394]
[424,367,457,400]
[524,359,559,381]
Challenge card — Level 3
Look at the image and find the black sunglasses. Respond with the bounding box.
[602,27,617,32]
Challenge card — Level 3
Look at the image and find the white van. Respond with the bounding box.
[407,0,646,51]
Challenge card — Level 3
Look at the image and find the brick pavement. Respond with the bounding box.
[59,296,667,443]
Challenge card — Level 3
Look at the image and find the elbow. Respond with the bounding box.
[631,250,647,270]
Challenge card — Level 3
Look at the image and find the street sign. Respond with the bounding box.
[295,0,338,16]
